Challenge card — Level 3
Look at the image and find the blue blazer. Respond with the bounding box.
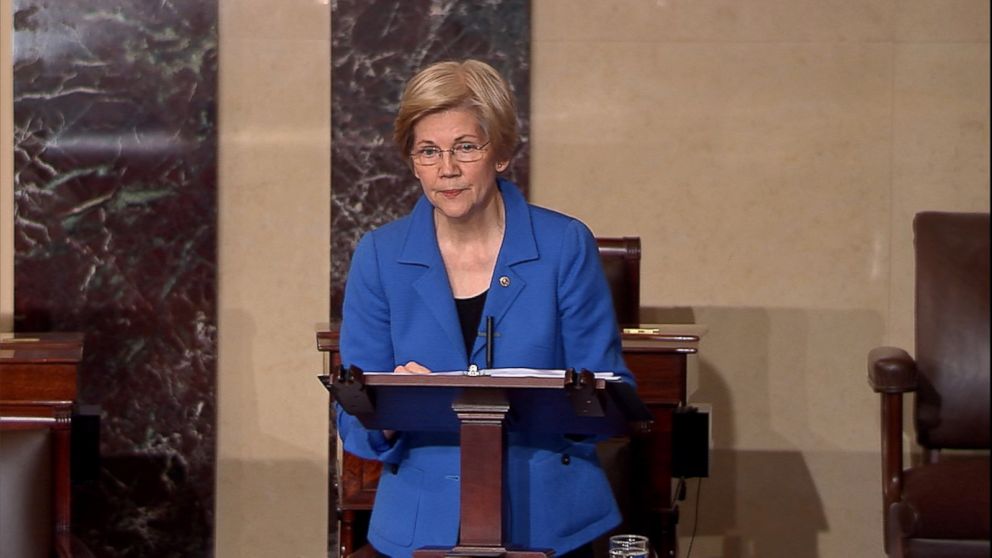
[338,179,633,557]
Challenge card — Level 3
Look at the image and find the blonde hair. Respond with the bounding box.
[394,59,518,163]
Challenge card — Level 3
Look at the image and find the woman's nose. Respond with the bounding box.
[438,152,460,176]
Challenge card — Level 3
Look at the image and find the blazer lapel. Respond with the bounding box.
[399,196,465,360]
[413,266,463,359]
[469,180,540,365]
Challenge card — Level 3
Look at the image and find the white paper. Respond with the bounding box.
[366,368,622,381]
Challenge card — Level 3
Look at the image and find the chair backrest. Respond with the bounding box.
[914,212,990,450]
[596,237,641,326]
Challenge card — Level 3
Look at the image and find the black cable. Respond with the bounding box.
[683,478,702,558]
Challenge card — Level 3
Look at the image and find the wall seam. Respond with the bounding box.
[1,0,14,330]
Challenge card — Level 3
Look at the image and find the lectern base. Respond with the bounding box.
[414,546,553,558]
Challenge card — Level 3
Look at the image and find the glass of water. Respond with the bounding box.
[609,534,651,558]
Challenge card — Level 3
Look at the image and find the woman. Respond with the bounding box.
[337,59,634,558]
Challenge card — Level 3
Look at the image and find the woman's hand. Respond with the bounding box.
[393,361,432,374]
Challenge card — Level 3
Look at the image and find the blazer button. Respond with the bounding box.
[561,454,571,465]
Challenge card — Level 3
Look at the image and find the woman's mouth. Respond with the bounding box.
[439,189,465,199]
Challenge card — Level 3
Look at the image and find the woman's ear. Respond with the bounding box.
[496,161,508,172]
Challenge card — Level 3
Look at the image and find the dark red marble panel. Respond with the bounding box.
[331,0,532,318]
[12,1,217,555]
[329,2,530,555]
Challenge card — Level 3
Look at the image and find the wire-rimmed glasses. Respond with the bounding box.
[410,141,490,166]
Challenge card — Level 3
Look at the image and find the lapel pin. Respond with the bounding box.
[499,276,511,287]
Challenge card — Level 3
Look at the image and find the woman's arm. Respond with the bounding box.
[556,220,635,386]
[336,232,407,463]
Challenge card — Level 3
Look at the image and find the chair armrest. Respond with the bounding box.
[868,347,915,533]
[868,346,918,393]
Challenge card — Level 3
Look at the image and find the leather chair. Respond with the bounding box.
[867,212,990,557]
[596,237,641,326]
[594,237,640,546]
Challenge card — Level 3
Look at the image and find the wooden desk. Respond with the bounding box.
[1,332,84,558]
[317,324,703,558]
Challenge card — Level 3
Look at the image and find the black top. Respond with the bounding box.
[454,290,488,359]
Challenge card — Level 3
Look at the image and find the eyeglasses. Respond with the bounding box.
[410,142,490,166]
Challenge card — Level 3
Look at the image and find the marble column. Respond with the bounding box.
[12,1,218,555]
[330,0,532,317]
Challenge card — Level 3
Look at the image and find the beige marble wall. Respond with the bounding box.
[215,1,331,557]
[531,1,989,556]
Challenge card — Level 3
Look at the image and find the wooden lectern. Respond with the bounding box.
[320,238,705,556]
[321,366,651,558]
[318,325,704,558]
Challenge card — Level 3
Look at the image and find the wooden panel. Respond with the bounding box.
[625,352,686,404]
[0,332,84,351]
[458,418,507,546]
[0,363,78,401]
[341,452,379,510]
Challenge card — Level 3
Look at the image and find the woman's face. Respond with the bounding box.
[410,108,504,225]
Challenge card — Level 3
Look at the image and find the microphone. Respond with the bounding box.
[485,316,494,368]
